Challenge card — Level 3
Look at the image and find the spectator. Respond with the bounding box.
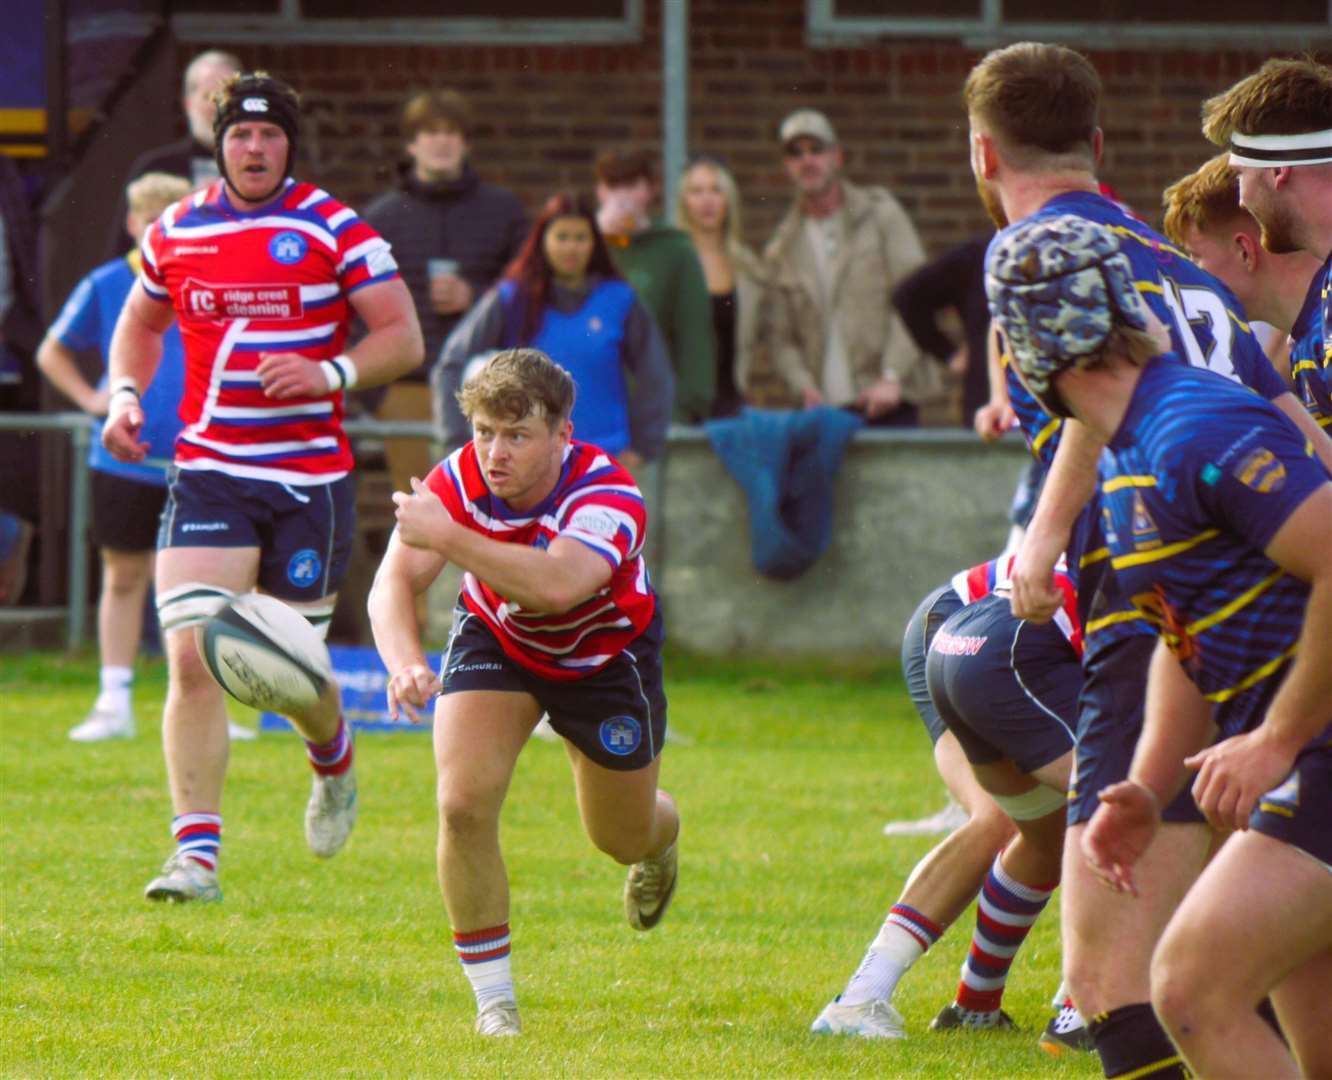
[363,89,529,496]
[108,50,242,254]
[891,237,992,427]
[434,192,673,468]
[673,154,775,417]
[594,148,715,422]
[37,173,258,743]
[764,109,940,426]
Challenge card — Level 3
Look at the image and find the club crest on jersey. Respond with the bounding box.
[1131,492,1161,550]
[287,548,322,588]
[599,715,641,756]
[1233,447,1286,493]
[269,231,308,265]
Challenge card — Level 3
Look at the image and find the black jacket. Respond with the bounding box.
[362,162,529,382]
[107,137,219,257]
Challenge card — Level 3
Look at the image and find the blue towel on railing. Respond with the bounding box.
[704,405,864,580]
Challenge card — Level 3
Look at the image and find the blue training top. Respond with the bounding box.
[991,189,1289,666]
[1101,358,1330,740]
[49,253,186,486]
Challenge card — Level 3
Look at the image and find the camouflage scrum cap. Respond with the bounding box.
[985,214,1151,399]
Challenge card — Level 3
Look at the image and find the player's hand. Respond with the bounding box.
[1082,780,1162,897]
[102,394,148,463]
[973,399,1015,442]
[386,661,442,724]
[801,385,825,409]
[619,449,645,471]
[1185,729,1297,833]
[392,476,452,552]
[256,351,328,400]
[856,376,903,419]
[429,274,474,317]
[1009,530,1064,623]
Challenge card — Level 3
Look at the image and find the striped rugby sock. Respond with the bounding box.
[454,924,514,1009]
[955,854,1055,1014]
[305,717,353,776]
[172,812,222,871]
[841,904,943,1006]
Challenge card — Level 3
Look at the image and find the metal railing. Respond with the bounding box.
[0,412,1011,649]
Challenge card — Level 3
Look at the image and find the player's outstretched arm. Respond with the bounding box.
[104,281,173,462]
[368,528,446,724]
[393,477,612,614]
[1010,418,1100,621]
[345,277,425,389]
[1186,483,1332,831]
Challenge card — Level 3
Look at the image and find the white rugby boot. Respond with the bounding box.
[474,999,522,1036]
[305,765,358,858]
[811,996,907,1039]
[144,852,221,903]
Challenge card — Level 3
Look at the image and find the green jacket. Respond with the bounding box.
[610,220,716,423]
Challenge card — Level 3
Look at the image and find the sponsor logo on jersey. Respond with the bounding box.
[269,231,308,265]
[1233,447,1286,493]
[181,278,305,322]
[287,548,322,588]
[568,507,619,540]
[930,630,986,657]
[1200,462,1222,486]
[599,715,642,756]
[365,247,398,278]
[181,521,229,533]
[175,245,220,255]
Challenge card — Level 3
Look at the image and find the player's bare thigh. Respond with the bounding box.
[562,741,666,862]
[433,689,542,820]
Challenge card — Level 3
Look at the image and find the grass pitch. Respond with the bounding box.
[1,650,1100,1078]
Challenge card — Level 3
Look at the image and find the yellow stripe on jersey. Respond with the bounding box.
[1135,281,1164,295]
[1228,308,1251,333]
[1293,359,1319,376]
[1032,417,1062,456]
[1111,528,1220,569]
[1186,569,1286,637]
[1257,800,1295,818]
[1112,1055,1190,1080]
[1105,223,1190,263]
[1085,609,1150,635]
[1103,475,1158,493]
[1079,546,1112,568]
[1205,643,1299,703]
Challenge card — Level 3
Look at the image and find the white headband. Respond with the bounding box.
[1229,128,1332,168]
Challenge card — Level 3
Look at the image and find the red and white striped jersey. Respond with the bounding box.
[139,178,398,485]
[426,440,656,680]
[951,552,1083,657]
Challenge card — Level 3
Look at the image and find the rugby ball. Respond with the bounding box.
[200,593,333,713]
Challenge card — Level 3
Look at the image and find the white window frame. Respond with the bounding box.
[174,0,643,46]
[808,0,1332,49]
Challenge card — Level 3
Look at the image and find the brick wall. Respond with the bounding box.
[193,0,1316,256]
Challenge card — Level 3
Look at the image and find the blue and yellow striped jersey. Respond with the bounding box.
[1288,253,1332,430]
[993,189,1290,665]
[1102,359,1328,735]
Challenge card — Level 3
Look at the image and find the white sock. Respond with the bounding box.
[840,921,926,1006]
[464,954,515,1009]
[95,666,133,716]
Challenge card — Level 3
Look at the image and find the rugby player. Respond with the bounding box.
[103,72,423,902]
[963,41,1332,1079]
[368,348,679,1037]
[988,211,1332,1080]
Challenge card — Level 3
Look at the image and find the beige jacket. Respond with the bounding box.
[731,242,771,395]
[763,179,941,406]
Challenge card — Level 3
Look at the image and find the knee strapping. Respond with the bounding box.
[993,783,1068,821]
[157,582,235,633]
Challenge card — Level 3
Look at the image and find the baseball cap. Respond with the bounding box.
[779,109,838,148]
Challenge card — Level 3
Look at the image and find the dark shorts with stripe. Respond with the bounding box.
[901,583,964,746]
[439,602,668,772]
[1068,635,1205,827]
[92,470,167,552]
[1250,742,1332,870]
[926,592,1079,773]
[157,467,355,600]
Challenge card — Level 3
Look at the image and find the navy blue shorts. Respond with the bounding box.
[1250,742,1332,870]
[92,469,167,552]
[1068,635,1205,827]
[926,593,1079,772]
[439,603,668,772]
[901,583,964,746]
[157,467,355,600]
